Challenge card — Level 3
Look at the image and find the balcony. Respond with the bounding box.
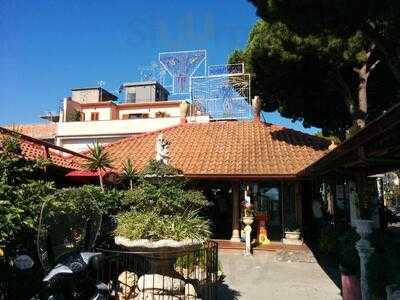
[56,117,183,138]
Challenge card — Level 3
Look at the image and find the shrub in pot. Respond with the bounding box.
[284,224,301,240]
[115,160,210,250]
[338,228,361,300]
[367,230,400,298]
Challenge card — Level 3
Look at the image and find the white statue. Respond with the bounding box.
[349,181,360,227]
[155,133,170,164]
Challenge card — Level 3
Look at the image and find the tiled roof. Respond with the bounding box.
[0,127,85,170]
[76,120,331,178]
[2,123,56,140]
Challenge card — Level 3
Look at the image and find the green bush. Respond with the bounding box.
[116,160,210,241]
[123,181,207,215]
[0,151,56,257]
[317,226,337,255]
[122,160,207,214]
[115,211,210,241]
[338,229,360,275]
[56,185,123,215]
[368,231,400,298]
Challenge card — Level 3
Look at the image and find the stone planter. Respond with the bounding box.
[283,231,303,245]
[284,231,301,240]
[242,216,254,226]
[114,237,202,277]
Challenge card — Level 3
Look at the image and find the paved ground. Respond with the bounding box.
[217,250,342,300]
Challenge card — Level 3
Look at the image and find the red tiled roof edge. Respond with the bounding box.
[0,126,87,170]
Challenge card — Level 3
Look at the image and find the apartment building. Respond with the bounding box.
[56,82,206,152]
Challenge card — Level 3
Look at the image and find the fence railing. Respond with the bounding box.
[97,241,219,300]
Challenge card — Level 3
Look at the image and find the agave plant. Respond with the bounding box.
[83,142,113,191]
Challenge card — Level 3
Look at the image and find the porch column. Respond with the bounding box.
[231,182,241,242]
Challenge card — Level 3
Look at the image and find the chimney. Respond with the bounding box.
[252,96,262,122]
[179,101,189,124]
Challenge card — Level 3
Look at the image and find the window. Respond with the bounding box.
[122,113,149,119]
[126,92,136,103]
[91,112,99,121]
[155,111,169,118]
[80,112,85,121]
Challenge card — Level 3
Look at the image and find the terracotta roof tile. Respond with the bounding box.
[74,120,331,178]
[2,123,56,140]
[0,128,83,170]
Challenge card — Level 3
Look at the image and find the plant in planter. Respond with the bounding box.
[338,228,361,300]
[114,159,211,298]
[367,230,400,298]
[284,224,301,240]
[115,159,210,250]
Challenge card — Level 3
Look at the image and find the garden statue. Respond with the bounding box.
[155,133,170,164]
[242,201,254,256]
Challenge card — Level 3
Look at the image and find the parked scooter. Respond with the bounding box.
[32,195,110,300]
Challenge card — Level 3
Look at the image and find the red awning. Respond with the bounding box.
[65,170,108,177]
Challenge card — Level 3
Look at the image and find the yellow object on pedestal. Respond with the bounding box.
[257,220,270,245]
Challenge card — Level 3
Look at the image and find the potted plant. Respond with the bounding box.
[242,202,254,226]
[114,160,210,273]
[338,228,361,300]
[284,224,301,240]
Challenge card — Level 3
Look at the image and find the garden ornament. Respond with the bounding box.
[155,133,170,164]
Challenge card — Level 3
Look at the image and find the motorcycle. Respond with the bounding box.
[32,193,110,300]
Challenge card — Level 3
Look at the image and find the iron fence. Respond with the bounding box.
[97,241,218,300]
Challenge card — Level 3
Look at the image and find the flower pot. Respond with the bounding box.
[340,266,361,300]
[242,216,254,226]
[354,219,374,238]
[284,231,301,240]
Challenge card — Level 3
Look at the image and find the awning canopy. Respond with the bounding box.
[300,101,400,177]
[65,170,107,177]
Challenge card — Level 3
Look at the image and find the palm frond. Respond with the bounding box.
[82,142,113,171]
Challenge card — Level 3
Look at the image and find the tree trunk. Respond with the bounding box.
[129,179,133,191]
[354,65,369,129]
[361,23,400,83]
[99,172,104,191]
[352,47,379,130]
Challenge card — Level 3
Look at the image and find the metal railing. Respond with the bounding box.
[97,241,218,300]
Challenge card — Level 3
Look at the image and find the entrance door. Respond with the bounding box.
[256,185,282,240]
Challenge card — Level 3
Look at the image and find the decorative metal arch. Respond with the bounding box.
[159,50,207,95]
[190,73,252,120]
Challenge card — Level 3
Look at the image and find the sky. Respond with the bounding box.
[0,0,317,134]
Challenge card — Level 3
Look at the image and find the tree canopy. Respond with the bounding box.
[230,3,399,138]
[248,0,400,83]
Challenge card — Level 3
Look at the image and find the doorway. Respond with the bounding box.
[255,184,282,240]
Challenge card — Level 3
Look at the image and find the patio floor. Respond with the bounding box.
[217,250,341,300]
[214,239,310,252]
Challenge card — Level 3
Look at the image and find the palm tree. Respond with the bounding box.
[83,142,113,191]
[122,158,137,190]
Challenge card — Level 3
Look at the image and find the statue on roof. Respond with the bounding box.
[155,133,170,164]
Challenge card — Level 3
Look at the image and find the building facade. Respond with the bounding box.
[56,83,205,152]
